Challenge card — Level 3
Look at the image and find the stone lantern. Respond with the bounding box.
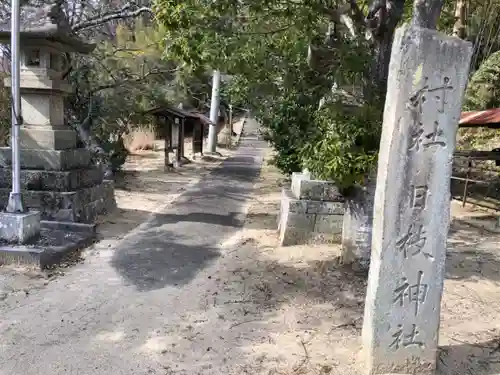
[0,2,115,229]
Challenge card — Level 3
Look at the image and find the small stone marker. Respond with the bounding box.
[362,24,472,374]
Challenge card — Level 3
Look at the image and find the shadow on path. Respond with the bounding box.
[111,130,266,291]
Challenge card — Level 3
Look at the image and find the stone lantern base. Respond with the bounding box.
[0,147,116,223]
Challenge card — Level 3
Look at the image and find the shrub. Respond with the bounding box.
[301,98,382,191]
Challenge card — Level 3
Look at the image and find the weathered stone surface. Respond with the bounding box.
[40,220,96,234]
[0,211,40,244]
[362,24,472,375]
[291,171,310,197]
[0,229,96,268]
[314,214,343,233]
[0,167,103,191]
[306,200,344,215]
[0,180,116,223]
[291,176,343,201]
[0,147,92,170]
[20,128,77,150]
[278,187,344,246]
[279,227,342,247]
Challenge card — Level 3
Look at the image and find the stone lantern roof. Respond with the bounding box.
[0,1,95,54]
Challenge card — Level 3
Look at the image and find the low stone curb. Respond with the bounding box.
[40,220,96,234]
[0,229,96,269]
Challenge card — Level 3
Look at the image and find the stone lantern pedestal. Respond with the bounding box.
[0,4,115,230]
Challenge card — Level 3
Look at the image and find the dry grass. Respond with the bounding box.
[123,124,157,153]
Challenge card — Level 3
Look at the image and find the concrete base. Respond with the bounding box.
[0,211,40,244]
[278,186,344,246]
[0,147,92,170]
[0,180,116,223]
[0,227,96,268]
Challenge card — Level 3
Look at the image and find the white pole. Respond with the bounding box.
[6,0,25,213]
[207,69,220,153]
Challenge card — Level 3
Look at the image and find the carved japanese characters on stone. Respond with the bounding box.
[389,324,424,350]
[411,184,428,210]
[396,223,434,260]
[407,77,454,152]
[393,271,428,316]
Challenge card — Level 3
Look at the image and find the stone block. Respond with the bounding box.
[279,185,345,246]
[291,171,310,196]
[20,128,77,150]
[20,92,65,127]
[291,177,343,201]
[0,211,40,244]
[0,228,96,268]
[306,201,344,215]
[314,214,343,233]
[0,181,116,223]
[279,227,342,247]
[286,212,316,229]
[0,168,103,191]
[101,180,117,213]
[0,147,92,170]
[279,226,309,246]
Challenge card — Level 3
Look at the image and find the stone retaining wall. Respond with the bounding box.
[278,172,344,246]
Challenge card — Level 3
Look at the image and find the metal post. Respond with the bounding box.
[226,103,233,149]
[6,0,25,213]
[207,69,221,153]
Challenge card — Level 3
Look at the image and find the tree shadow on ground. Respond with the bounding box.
[111,228,220,292]
[110,142,265,292]
[438,337,500,375]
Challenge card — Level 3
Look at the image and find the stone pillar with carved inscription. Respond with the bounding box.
[362,24,472,374]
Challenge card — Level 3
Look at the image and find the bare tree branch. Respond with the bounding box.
[71,3,152,32]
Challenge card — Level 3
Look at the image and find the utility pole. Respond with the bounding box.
[207,69,220,153]
[6,0,24,213]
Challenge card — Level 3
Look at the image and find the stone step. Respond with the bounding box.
[0,180,116,223]
[0,168,103,191]
[0,228,96,268]
[0,147,92,170]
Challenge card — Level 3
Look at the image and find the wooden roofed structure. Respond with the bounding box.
[145,105,210,169]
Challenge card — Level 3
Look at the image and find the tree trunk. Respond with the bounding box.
[73,116,114,180]
[452,0,467,39]
[412,0,445,29]
[341,174,377,269]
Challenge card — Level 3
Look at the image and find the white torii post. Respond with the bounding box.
[207,69,221,153]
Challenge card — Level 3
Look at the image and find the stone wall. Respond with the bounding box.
[278,172,344,246]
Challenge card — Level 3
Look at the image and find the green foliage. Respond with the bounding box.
[301,99,382,190]
[463,50,500,111]
[154,0,381,186]
[67,20,209,171]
